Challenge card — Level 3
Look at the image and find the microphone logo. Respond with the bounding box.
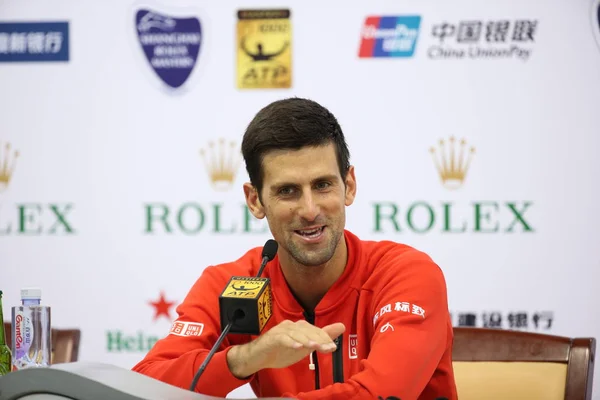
[192,239,278,391]
[257,285,273,332]
[222,277,267,299]
[219,276,273,335]
[218,240,277,335]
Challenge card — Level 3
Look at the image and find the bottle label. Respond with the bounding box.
[14,310,33,361]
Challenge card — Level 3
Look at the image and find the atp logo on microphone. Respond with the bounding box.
[257,285,272,332]
[219,276,273,335]
[221,277,267,298]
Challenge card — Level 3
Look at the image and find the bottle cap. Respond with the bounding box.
[21,288,42,300]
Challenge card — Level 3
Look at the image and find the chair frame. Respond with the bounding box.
[453,327,596,400]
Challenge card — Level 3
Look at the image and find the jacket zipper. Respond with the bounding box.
[303,310,320,390]
[332,335,344,383]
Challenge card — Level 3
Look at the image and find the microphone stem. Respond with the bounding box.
[189,319,235,392]
[257,256,268,277]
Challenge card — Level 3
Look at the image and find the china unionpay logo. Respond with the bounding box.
[359,16,421,58]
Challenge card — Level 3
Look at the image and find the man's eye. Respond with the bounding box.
[279,187,294,196]
[316,181,331,190]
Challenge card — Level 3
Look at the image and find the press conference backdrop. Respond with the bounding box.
[1,0,599,397]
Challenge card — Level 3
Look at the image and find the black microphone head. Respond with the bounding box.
[261,239,278,261]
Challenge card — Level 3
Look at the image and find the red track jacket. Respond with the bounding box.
[132,230,457,399]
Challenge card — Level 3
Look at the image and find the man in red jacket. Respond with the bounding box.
[132,98,458,400]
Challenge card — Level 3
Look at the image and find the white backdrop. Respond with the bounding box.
[1,0,599,398]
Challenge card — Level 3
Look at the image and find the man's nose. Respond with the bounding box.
[298,191,320,222]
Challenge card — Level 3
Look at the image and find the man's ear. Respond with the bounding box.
[243,182,265,219]
[344,166,357,206]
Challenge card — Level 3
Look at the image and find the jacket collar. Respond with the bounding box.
[265,230,362,318]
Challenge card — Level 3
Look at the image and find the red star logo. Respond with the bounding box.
[149,291,176,321]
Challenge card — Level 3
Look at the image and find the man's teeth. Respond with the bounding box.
[298,227,323,236]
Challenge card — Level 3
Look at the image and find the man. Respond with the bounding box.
[132,98,457,399]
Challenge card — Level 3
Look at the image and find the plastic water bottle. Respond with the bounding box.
[0,290,11,375]
[11,288,52,370]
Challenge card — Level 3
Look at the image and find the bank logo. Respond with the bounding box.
[428,19,537,61]
[0,141,19,193]
[199,139,241,191]
[237,9,292,89]
[452,310,554,331]
[592,0,600,53]
[429,136,475,190]
[0,22,69,62]
[359,16,421,58]
[135,9,202,89]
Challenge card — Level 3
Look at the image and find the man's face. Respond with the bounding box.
[244,143,356,267]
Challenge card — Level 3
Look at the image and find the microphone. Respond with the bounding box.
[257,239,278,277]
[218,239,278,335]
[189,239,278,392]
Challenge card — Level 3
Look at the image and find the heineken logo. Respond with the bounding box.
[107,292,177,353]
[106,331,159,353]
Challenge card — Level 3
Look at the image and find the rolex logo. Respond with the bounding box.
[429,137,475,190]
[0,141,19,193]
[199,139,240,191]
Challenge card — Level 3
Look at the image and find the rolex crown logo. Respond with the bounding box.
[199,139,240,191]
[0,141,19,193]
[429,136,475,190]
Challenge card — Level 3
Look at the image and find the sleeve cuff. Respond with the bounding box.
[192,346,254,395]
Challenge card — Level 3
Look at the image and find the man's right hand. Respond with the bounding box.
[226,319,345,379]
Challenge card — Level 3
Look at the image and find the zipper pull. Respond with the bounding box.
[309,351,315,370]
[332,335,344,383]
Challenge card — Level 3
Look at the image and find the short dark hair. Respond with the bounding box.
[241,97,350,196]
